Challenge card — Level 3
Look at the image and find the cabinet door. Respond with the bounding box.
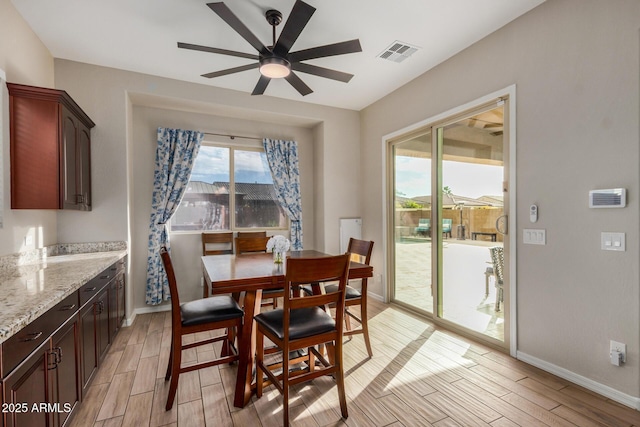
[117,274,126,330]
[61,108,78,210]
[108,280,118,341]
[79,304,97,393]
[3,342,50,427]
[77,124,91,210]
[96,289,110,363]
[49,319,79,427]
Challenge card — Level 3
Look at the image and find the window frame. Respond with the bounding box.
[169,138,289,234]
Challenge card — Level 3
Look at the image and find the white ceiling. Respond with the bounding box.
[12,0,544,111]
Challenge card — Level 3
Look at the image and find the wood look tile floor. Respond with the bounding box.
[69,300,640,427]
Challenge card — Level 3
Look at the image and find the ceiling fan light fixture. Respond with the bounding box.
[259,56,291,78]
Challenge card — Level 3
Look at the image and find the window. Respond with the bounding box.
[170,143,287,232]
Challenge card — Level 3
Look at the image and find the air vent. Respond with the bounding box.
[378,41,419,63]
[589,188,626,208]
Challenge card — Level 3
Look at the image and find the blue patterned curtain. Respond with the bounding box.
[263,138,303,250]
[145,128,203,305]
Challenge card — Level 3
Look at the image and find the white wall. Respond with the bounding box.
[360,0,640,401]
[0,0,56,256]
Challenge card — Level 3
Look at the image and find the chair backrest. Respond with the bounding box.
[347,238,374,265]
[160,246,182,318]
[442,219,453,232]
[283,254,351,339]
[235,236,271,254]
[237,231,267,238]
[202,232,234,255]
[489,246,505,283]
[418,218,430,227]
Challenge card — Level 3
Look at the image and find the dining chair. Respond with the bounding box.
[236,231,267,238]
[160,246,243,410]
[201,232,234,297]
[235,236,271,254]
[201,232,234,255]
[488,246,505,311]
[301,238,374,358]
[235,235,283,309]
[442,219,453,238]
[254,253,351,426]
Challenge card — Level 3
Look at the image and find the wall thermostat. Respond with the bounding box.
[529,204,538,223]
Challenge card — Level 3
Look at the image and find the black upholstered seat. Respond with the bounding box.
[254,307,335,340]
[180,296,243,327]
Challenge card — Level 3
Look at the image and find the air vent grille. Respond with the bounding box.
[378,41,419,63]
[589,188,626,208]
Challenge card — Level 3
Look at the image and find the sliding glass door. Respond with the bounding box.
[389,97,510,347]
[437,105,506,341]
[391,130,433,314]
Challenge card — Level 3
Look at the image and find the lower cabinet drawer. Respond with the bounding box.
[79,264,115,307]
[1,292,78,378]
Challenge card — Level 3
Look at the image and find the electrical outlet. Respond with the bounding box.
[610,340,626,364]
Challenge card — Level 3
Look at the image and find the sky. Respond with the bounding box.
[190,145,273,184]
[396,156,503,199]
[190,147,502,199]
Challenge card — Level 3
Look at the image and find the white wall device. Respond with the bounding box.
[589,188,626,208]
[529,204,538,223]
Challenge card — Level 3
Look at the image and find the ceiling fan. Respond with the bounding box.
[178,1,362,96]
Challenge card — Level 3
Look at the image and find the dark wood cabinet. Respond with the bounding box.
[49,318,80,427]
[79,297,99,394]
[2,341,49,427]
[79,286,110,395]
[7,83,95,210]
[1,258,126,427]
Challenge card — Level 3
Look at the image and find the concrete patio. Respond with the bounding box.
[393,238,504,341]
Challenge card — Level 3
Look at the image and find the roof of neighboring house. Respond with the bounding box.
[184,181,278,202]
[410,193,502,208]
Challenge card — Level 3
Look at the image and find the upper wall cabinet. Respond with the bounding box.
[7,83,95,210]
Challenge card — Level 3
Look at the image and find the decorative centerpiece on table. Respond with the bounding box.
[267,235,290,264]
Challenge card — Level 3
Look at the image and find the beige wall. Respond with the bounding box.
[361,0,640,400]
[131,105,314,308]
[4,0,638,406]
[0,0,56,256]
[53,60,361,316]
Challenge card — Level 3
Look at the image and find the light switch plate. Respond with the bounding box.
[601,232,625,251]
[523,229,546,245]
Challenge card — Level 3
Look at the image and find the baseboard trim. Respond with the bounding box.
[517,351,640,410]
[125,304,171,327]
[367,291,384,302]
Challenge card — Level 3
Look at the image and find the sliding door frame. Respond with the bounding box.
[382,85,517,355]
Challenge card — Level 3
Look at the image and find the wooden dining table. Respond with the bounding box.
[201,250,374,408]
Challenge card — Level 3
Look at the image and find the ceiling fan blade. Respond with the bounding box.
[291,63,353,83]
[273,0,316,57]
[207,2,269,55]
[178,42,258,60]
[285,72,313,96]
[201,63,258,78]
[289,39,362,62]
[252,75,271,95]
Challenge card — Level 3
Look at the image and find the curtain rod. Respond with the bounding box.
[203,132,263,142]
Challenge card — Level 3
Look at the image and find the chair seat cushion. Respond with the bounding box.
[300,284,361,300]
[180,295,243,327]
[262,287,284,296]
[255,307,335,340]
[324,284,361,299]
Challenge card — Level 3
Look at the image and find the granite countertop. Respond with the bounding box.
[0,243,127,345]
